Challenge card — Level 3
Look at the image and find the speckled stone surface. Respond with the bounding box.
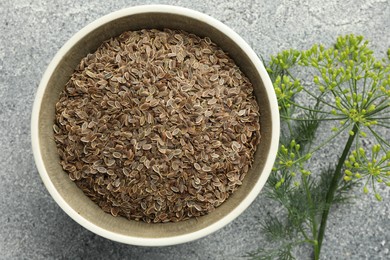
[0,0,389,259]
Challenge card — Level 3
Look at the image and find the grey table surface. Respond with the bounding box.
[1,0,389,259]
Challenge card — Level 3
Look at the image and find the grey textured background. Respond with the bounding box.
[1,0,389,259]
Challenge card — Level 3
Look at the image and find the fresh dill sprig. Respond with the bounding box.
[250,35,390,260]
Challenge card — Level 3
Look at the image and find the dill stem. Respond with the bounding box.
[315,123,359,259]
[302,175,319,257]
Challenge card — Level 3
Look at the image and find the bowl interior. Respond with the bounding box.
[37,12,273,240]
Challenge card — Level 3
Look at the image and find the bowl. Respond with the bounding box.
[31,5,279,246]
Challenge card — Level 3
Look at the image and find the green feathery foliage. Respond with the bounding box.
[249,35,390,259]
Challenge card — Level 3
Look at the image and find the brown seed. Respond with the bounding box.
[165,131,173,140]
[173,149,182,156]
[170,186,179,193]
[172,161,180,171]
[209,74,218,82]
[152,165,160,174]
[97,167,107,173]
[194,163,201,171]
[204,110,213,117]
[193,203,202,211]
[105,159,116,167]
[53,124,61,134]
[172,128,180,136]
[142,144,152,150]
[113,152,122,158]
[195,115,204,124]
[202,165,212,172]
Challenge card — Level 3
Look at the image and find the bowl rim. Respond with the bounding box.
[31,4,280,246]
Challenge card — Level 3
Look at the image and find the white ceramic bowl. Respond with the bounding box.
[31,5,279,246]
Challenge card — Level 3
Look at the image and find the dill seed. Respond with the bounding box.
[53,29,261,223]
